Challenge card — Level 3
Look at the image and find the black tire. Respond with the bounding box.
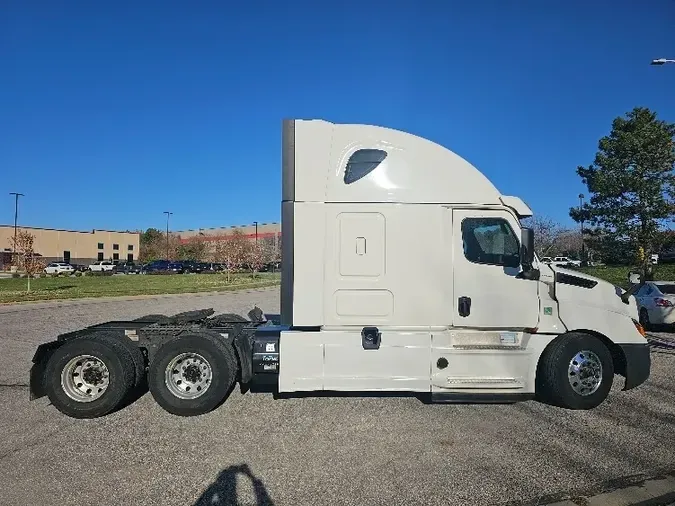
[90,331,146,390]
[148,332,239,416]
[536,332,614,410]
[44,336,135,419]
[639,308,650,331]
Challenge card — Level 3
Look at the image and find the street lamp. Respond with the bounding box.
[163,211,173,261]
[651,58,675,65]
[9,192,24,262]
[253,221,258,244]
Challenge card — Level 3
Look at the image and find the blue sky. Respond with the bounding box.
[1,1,674,233]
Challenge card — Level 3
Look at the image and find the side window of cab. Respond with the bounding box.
[462,217,520,268]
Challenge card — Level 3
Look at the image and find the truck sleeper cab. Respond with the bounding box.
[29,118,651,419]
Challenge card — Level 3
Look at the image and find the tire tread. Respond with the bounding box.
[45,336,135,418]
[537,332,614,410]
[147,332,239,416]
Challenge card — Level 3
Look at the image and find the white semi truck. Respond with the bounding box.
[29,118,651,419]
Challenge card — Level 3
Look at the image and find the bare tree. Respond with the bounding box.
[11,230,45,292]
[248,242,266,276]
[214,230,249,282]
[257,236,280,272]
[555,231,584,258]
[522,215,570,258]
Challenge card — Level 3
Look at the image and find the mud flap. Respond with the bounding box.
[29,341,62,400]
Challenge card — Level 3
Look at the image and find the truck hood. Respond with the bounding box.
[545,265,639,321]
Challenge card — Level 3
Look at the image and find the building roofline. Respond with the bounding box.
[0,225,141,235]
[174,222,280,233]
[179,231,281,244]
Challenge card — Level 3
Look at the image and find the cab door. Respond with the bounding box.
[452,208,539,329]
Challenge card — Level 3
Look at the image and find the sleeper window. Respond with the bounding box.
[344,149,387,184]
[462,217,520,268]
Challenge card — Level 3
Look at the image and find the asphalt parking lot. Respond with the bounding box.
[1,287,674,506]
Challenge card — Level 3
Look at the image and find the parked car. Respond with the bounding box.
[540,257,552,264]
[71,263,89,272]
[635,280,675,329]
[181,260,204,274]
[552,256,581,268]
[44,262,75,275]
[115,261,142,274]
[88,261,116,273]
[198,262,222,273]
[143,260,171,274]
[259,261,281,272]
[659,249,675,264]
[167,262,185,274]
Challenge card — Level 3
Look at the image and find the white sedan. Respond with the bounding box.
[635,281,675,328]
[44,262,75,275]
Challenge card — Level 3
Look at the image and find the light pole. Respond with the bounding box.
[578,193,585,263]
[253,221,258,244]
[651,58,675,65]
[163,211,173,261]
[9,192,24,262]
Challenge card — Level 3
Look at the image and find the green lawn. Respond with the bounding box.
[577,264,675,288]
[0,272,280,304]
[4,264,673,304]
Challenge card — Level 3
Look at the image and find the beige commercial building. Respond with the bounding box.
[0,225,140,268]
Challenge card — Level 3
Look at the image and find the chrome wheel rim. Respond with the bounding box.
[568,350,602,396]
[165,352,212,400]
[61,354,110,402]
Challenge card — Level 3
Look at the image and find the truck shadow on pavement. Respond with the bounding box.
[193,464,274,506]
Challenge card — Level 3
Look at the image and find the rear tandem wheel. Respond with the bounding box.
[147,332,239,416]
[44,335,136,419]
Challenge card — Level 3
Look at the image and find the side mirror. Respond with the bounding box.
[521,227,535,268]
[519,227,540,280]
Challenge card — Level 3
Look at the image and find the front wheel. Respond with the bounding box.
[536,332,614,410]
[147,333,239,416]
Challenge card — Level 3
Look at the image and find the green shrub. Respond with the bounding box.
[11,273,20,278]
[74,271,82,277]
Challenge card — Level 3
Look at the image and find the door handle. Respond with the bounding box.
[458,296,471,317]
[361,326,381,350]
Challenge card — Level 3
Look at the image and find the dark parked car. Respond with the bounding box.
[115,261,142,274]
[181,260,204,274]
[143,260,171,274]
[167,262,185,274]
[197,262,224,273]
[659,249,675,264]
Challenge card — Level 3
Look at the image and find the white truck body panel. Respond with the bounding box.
[549,265,644,345]
[278,328,556,394]
[279,118,649,397]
